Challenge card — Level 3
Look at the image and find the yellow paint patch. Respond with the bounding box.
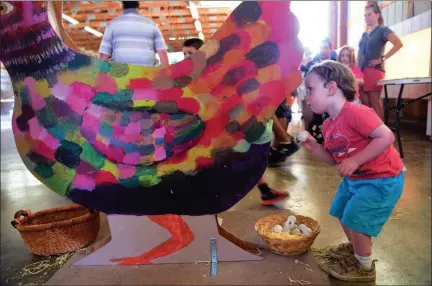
[57,70,77,85]
[200,39,220,58]
[157,146,211,176]
[181,86,196,98]
[257,65,281,84]
[114,65,155,89]
[35,80,51,98]
[102,160,119,178]
[133,100,156,108]
[76,69,97,86]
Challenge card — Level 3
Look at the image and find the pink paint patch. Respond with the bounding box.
[107,146,124,163]
[66,95,87,115]
[154,127,166,138]
[132,88,159,101]
[118,164,136,179]
[154,147,166,161]
[95,73,118,94]
[69,82,95,101]
[73,174,96,191]
[123,153,140,165]
[51,82,69,100]
[28,118,42,140]
[40,129,61,149]
[24,78,46,111]
[113,125,124,137]
[125,121,141,136]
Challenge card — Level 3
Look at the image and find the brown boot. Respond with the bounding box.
[328,242,354,259]
[329,256,377,282]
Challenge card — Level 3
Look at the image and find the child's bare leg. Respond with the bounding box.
[340,220,352,244]
[350,228,373,268]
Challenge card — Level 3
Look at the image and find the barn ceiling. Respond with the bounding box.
[61,1,241,54]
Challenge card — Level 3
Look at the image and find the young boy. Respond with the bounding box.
[181,38,288,206]
[182,38,204,58]
[300,61,404,282]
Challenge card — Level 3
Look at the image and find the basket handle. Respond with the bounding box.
[11,210,31,228]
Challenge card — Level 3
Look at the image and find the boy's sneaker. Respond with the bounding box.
[267,141,299,166]
[328,242,354,259]
[329,256,377,282]
[260,189,289,206]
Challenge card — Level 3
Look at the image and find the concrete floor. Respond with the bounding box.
[1,113,431,285]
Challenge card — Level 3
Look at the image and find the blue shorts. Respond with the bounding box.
[329,172,404,237]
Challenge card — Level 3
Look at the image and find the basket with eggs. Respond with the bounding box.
[255,214,321,256]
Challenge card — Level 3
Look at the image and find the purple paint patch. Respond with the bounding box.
[129,111,143,122]
[52,82,69,100]
[73,174,96,191]
[76,160,98,175]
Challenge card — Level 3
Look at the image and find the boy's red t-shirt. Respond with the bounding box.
[322,102,404,180]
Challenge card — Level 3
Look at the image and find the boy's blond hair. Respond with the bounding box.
[338,45,357,67]
[308,60,357,102]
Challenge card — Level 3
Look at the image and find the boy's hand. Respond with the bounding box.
[337,158,360,177]
[296,131,317,151]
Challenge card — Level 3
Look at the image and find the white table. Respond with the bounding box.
[378,77,432,158]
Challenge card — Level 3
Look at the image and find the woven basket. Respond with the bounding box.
[255,214,321,256]
[11,204,100,256]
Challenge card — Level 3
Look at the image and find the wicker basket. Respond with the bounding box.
[11,204,100,256]
[255,214,321,256]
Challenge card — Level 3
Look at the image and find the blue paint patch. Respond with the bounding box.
[99,121,113,138]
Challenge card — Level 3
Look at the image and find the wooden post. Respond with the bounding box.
[339,0,348,47]
[329,1,338,49]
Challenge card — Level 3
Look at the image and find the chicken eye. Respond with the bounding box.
[0,2,14,15]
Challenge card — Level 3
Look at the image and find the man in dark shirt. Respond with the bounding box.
[300,38,337,77]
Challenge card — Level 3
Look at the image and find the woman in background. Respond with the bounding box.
[358,3,403,119]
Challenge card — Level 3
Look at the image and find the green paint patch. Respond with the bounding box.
[81,142,106,170]
[119,177,140,188]
[34,164,54,179]
[44,163,76,196]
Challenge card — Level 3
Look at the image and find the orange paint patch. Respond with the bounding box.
[257,65,281,84]
[213,18,237,40]
[110,215,194,265]
[244,20,271,49]
[222,49,245,66]
[214,132,237,149]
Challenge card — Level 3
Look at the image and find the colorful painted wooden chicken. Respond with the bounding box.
[0,1,303,216]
